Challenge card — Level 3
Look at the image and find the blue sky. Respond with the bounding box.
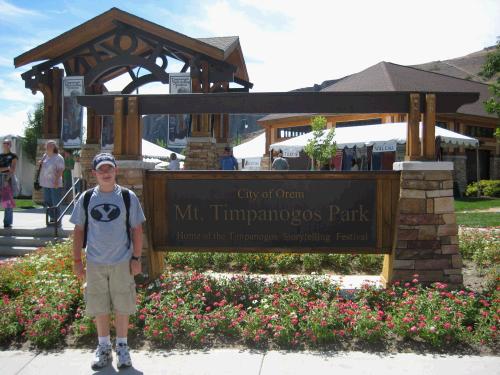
[1,0,499,136]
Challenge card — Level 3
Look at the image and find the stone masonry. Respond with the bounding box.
[442,155,466,196]
[391,162,463,286]
[183,137,218,170]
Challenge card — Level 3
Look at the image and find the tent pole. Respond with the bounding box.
[476,144,480,198]
[269,150,272,170]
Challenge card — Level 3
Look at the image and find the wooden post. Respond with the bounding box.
[422,93,436,160]
[405,93,421,161]
[125,96,141,159]
[113,97,125,157]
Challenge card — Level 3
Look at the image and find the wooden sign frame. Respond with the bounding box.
[144,170,400,255]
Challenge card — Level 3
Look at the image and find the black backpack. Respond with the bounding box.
[82,187,131,249]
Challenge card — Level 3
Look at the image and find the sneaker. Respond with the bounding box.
[91,343,112,370]
[116,343,132,369]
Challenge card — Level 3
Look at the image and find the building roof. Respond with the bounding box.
[411,46,498,84]
[13,7,249,82]
[322,61,495,119]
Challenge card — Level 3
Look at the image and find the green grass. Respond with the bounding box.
[0,199,42,211]
[456,212,500,227]
[455,198,500,212]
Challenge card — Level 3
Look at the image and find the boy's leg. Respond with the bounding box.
[110,261,136,368]
[95,314,111,337]
[115,313,129,338]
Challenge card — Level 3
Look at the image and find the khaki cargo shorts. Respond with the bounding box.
[84,260,137,317]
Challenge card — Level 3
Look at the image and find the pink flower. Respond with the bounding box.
[410,326,417,333]
[429,326,436,333]
[443,322,451,329]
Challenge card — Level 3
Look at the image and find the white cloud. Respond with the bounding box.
[0,72,42,104]
[0,106,31,137]
[181,0,500,91]
[0,0,40,18]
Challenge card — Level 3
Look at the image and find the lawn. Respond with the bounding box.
[455,198,500,212]
[0,199,42,211]
[456,212,500,227]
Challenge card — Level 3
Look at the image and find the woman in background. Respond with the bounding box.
[39,140,65,226]
[0,139,17,228]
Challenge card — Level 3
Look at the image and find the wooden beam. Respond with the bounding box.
[405,93,421,161]
[423,93,436,160]
[78,91,480,116]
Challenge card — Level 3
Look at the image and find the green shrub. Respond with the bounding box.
[465,180,500,197]
[302,254,323,272]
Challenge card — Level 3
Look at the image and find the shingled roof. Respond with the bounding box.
[323,61,495,118]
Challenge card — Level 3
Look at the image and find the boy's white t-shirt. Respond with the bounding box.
[70,185,146,265]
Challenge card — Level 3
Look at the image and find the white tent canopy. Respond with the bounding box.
[142,139,185,160]
[233,132,266,160]
[270,122,478,154]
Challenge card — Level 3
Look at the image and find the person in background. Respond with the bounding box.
[272,149,289,170]
[220,147,238,170]
[0,139,17,228]
[167,153,180,170]
[71,153,146,370]
[63,149,75,194]
[351,158,359,171]
[73,153,83,194]
[39,140,65,226]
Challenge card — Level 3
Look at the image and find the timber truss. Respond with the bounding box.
[21,21,253,94]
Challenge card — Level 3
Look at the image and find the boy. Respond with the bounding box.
[71,153,146,370]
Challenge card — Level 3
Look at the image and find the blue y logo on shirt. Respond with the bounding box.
[91,204,121,222]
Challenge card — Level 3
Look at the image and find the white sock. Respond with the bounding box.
[98,336,111,346]
[116,337,127,346]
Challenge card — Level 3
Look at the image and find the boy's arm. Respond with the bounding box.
[72,225,85,279]
[130,225,143,276]
[131,225,143,258]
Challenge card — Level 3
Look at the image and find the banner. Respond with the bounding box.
[61,76,84,148]
[101,116,114,151]
[168,73,192,148]
[372,141,397,153]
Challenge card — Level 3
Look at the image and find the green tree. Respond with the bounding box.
[479,41,500,139]
[22,101,44,163]
[155,138,167,148]
[304,116,336,170]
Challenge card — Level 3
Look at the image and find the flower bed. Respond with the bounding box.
[0,241,498,352]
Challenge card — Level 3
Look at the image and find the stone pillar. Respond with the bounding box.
[389,162,463,287]
[490,156,500,180]
[183,137,218,170]
[442,155,467,196]
[260,156,271,170]
[80,143,101,189]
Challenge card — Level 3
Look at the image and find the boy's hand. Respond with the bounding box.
[73,261,85,280]
[130,259,141,276]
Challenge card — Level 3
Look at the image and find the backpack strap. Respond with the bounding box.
[82,188,95,249]
[121,187,131,248]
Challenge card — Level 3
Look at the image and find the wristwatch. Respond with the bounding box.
[131,255,140,261]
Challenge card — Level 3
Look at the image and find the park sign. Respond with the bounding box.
[145,171,400,254]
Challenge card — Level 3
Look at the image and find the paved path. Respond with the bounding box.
[2,349,499,375]
[4,208,73,231]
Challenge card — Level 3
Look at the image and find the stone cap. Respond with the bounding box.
[393,161,454,171]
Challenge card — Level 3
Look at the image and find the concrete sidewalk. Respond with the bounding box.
[2,349,499,375]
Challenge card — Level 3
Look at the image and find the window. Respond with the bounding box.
[335,118,382,128]
[465,125,494,138]
[276,125,312,139]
